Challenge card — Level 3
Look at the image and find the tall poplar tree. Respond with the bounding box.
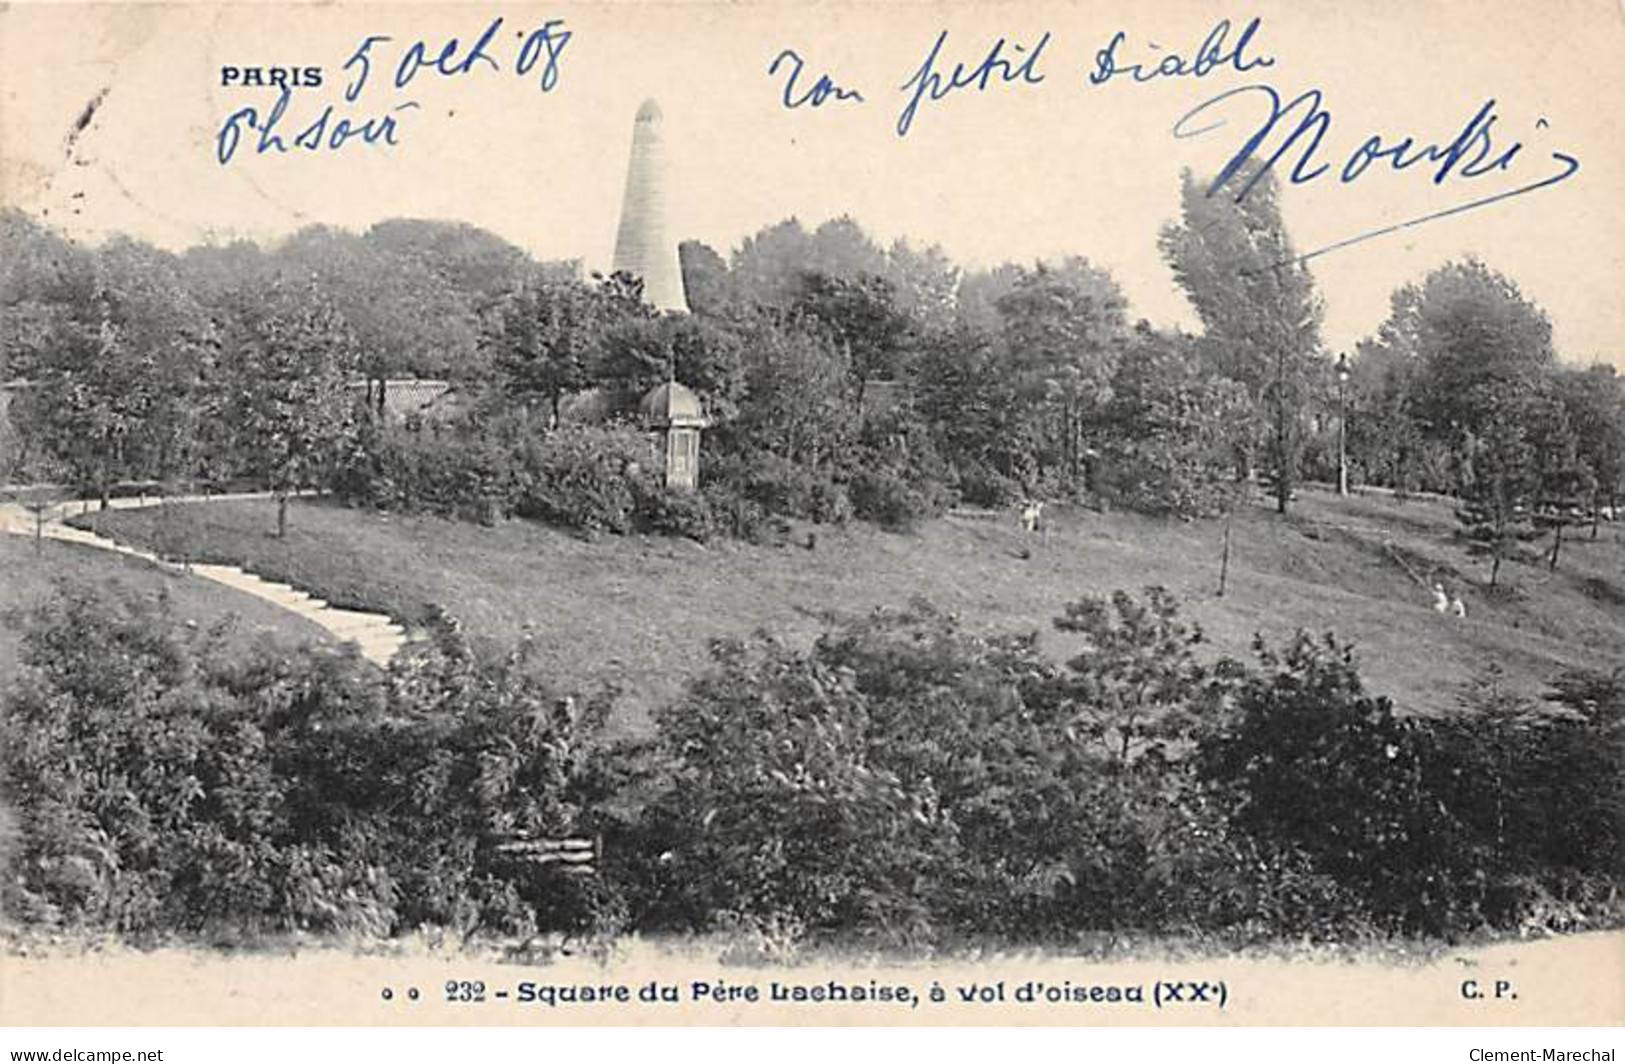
[1159,164,1325,514]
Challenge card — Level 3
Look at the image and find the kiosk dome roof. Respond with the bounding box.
[640,380,704,424]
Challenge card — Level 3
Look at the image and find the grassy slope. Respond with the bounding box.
[68,488,1625,729]
[0,533,334,680]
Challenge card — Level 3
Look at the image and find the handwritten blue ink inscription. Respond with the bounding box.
[393,17,504,88]
[217,18,572,165]
[213,7,1581,264]
[354,18,570,96]
[1089,17,1274,87]
[343,35,394,103]
[770,49,865,108]
[897,30,1050,137]
[216,89,421,165]
[1173,84,1581,261]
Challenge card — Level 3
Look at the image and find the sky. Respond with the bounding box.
[2,0,1622,365]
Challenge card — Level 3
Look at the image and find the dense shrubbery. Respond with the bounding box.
[613,597,1362,945]
[951,463,1027,510]
[3,581,1619,948]
[0,584,616,939]
[844,411,955,530]
[1201,636,1490,935]
[617,593,1623,946]
[331,395,959,544]
[1200,640,1624,935]
[333,417,520,524]
[332,416,717,540]
[510,423,653,534]
[702,451,852,528]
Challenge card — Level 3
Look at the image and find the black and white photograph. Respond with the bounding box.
[0,0,1621,1043]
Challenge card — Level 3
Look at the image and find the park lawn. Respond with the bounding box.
[0,532,335,681]
[69,488,1625,729]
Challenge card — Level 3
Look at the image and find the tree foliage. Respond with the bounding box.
[1160,165,1325,513]
[214,278,361,536]
[0,583,616,939]
[1454,387,1541,587]
[487,268,606,427]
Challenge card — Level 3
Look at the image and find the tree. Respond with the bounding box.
[1555,363,1625,539]
[1454,388,1540,588]
[0,209,97,383]
[1160,165,1325,513]
[791,271,912,416]
[726,320,854,477]
[1101,323,1251,518]
[678,240,736,317]
[487,269,605,428]
[993,259,1127,491]
[596,311,746,425]
[730,217,815,307]
[1389,260,1555,443]
[12,236,213,504]
[882,238,959,331]
[9,321,117,499]
[1344,337,1446,497]
[955,262,1025,334]
[215,277,361,537]
[1358,260,1565,505]
[1526,390,1595,572]
[278,222,539,402]
[1049,586,1217,767]
[911,323,1033,505]
[806,216,888,280]
[95,238,217,487]
[730,216,889,309]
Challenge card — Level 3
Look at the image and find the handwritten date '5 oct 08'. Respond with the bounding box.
[214,16,571,166]
[775,14,1579,261]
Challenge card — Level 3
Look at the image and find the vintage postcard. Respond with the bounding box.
[1,0,1622,1034]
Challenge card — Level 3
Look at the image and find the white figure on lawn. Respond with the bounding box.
[1020,500,1047,544]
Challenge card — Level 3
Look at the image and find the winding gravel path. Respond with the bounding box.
[0,493,409,666]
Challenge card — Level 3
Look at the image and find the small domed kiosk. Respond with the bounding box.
[641,380,707,491]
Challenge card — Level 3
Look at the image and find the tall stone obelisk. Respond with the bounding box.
[611,99,689,313]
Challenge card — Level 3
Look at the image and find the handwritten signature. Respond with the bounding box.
[1173,84,1581,263]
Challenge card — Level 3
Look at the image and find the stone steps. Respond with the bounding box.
[0,495,412,667]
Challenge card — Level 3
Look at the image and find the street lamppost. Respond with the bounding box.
[1336,352,1350,496]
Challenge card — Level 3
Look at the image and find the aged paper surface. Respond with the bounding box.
[1,0,1623,1029]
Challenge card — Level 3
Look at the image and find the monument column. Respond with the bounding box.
[611,99,689,314]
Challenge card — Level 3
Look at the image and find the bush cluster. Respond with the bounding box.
[0,584,617,940]
[331,417,716,540]
[1096,440,1240,519]
[613,597,1359,946]
[331,398,959,543]
[616,593,1622,946]
[701,451,853,531]
[844,412,956,530]
[4,582,1618,948]
[1200,639,1623,935]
